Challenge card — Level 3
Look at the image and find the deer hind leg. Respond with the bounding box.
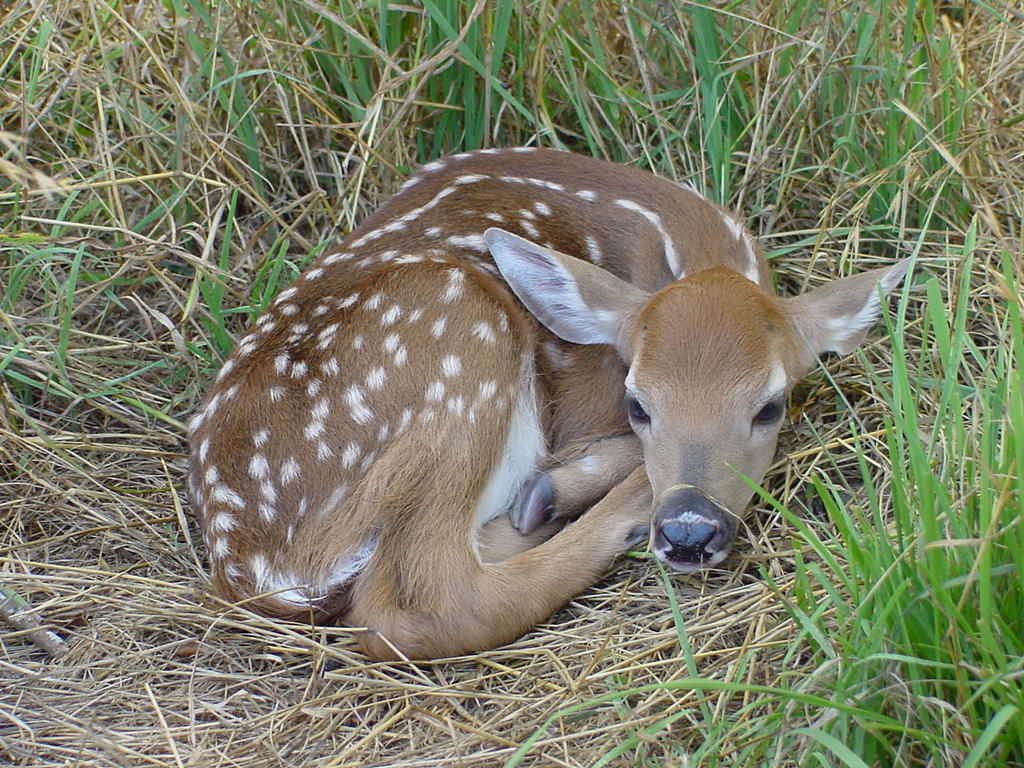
[510,433,643,535]
[347,465,652,660]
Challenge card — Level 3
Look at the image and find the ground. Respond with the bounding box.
[1,1,1022,766]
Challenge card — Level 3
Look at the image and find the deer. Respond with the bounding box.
[187,147,908,660]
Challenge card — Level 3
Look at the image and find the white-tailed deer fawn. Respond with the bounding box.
[188,148,908,659]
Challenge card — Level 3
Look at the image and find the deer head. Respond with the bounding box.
[485,227,909,573]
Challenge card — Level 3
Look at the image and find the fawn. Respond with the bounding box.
[188,148,908,659]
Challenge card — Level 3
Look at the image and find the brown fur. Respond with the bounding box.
[188,148,906,659]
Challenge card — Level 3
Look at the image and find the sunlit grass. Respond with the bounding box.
[1,1,1020,766]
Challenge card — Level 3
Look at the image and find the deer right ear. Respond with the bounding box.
[484,228,649,351]
[784,259,911,364]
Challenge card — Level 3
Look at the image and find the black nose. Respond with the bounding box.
[659,518,717,557]
[653,486,730,564]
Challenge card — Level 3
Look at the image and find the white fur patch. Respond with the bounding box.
[614,199,681,278]
[473,379,545,534]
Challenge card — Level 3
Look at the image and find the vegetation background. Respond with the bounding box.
[1,0,1021,766]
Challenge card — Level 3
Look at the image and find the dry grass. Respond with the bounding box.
[1,1,1022,766]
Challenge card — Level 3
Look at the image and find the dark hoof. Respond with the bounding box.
[511,472,555,535]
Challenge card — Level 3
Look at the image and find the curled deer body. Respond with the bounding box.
[188,148,907,659]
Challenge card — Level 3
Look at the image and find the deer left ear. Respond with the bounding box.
[484,227,649,353]
[785,259,911,360]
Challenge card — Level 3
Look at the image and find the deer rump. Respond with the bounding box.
[187,148,908,660]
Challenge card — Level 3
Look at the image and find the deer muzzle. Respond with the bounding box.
[651,484,736,573]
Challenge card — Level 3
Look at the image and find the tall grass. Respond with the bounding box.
[1,1,1021,766]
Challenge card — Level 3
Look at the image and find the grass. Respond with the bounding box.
[1,0,1021,765]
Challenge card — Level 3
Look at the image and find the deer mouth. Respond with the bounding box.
[651,485,736,573]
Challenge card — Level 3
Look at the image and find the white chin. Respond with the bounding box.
[654,547,730,573]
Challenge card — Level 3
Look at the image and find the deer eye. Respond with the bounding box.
[626,395,650,426]
[753,398,785,427]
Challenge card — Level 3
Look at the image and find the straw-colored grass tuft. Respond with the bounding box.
[2,1,1022,766]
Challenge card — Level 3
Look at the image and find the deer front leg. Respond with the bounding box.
[348,466,652,660]
[510,433,642,535]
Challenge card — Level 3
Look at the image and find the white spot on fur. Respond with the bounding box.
[211,484,245,509]
[345,384,373,424]
[447,234,487,252]
[209,512,236,533]
[366,367,387,390]
[381,305,403,326]
[442,269,465,303]
[211,538,230,559]
[280,457,301,485]
[472,321,496,343]
[520,220,540,239]
[187,411,204,435]
[534,201,552,216]
[322,358,340,377]
[431,316,448,338]
[575,189,597,201]
[269,386,286,403]
[720,210,745,241]
[478,380,497,401]
[311,398,330,421]
[585,235,603,265]
[341,442,362,469]
[614,199,681,278]
[441,355,462,377]
[248,454,269,480]
[275,287,297,305]
[426,381,445,402]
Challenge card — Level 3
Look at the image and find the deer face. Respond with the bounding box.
[485,228,908,573]
[623,271,796,571]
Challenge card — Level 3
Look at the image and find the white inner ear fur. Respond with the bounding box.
[484,227,618,345]
[805,259,911,356]
[830,262,909,346]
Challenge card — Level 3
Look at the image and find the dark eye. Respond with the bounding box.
[626,395,650,426]
[753,399,785,426]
